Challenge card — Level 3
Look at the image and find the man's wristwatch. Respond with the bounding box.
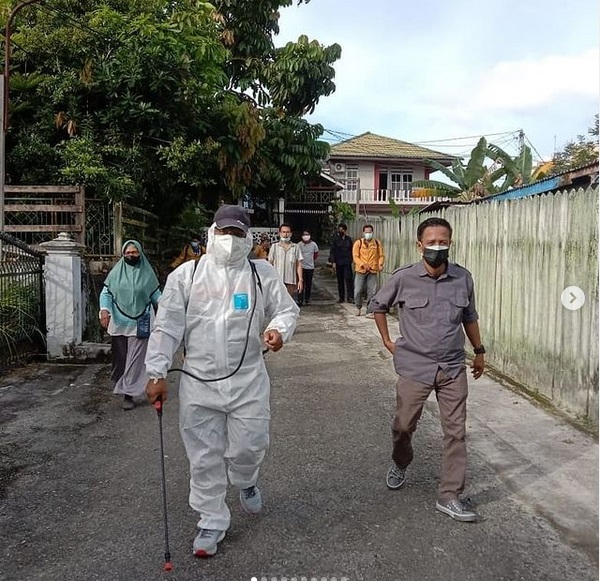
[473,345,486,355]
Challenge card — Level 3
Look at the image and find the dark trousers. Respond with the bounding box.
[392,368,468,502]
[111,335,128,383]
[298,268,314,304]
[336,264,354,301]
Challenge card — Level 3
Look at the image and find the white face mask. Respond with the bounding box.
[364,232,373,240]
[302,235,310,242]
[211,234,250,263]
[280,236,291,243]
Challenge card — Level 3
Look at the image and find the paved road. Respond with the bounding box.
[0,262,597,581]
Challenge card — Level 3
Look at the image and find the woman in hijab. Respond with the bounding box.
[99,240,161,410]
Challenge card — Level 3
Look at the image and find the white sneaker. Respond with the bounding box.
[240,485,262,514]
[193,528,226,558]
[435,499,477,522]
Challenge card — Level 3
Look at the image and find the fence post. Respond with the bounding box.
[39,232,85,359]
[113,201,122,255]
[75,185,85,246]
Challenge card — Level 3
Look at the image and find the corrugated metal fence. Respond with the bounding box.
[349,186,599,427]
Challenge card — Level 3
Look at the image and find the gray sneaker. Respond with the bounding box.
[193,528,226,558]
[386,465,406,489]
[436,499,477,522]
[240,485,262,514]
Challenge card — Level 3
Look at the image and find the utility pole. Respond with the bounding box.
[517,129,526,178]
[517,129,525,153]
[1,0,41,259]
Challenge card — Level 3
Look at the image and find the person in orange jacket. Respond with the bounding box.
[352,224,385,318]
[170,236,205,270]
[251,233,271,260]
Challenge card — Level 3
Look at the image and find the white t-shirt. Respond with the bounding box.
[268,242,303,285]
[299,241,319,269]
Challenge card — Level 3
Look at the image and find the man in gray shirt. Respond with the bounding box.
[371,217,485,522]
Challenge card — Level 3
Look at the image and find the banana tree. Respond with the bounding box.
[412,137,493,200]
[487,142,533,189]
[412,137,535,201]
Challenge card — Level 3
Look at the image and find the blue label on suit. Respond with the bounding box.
[233,293,249,310]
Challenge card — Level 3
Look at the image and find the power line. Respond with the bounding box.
[322,127,531,154]
[322,128,357,142]
[322,124,550,170]
[413,130,520,145]
[37,2,107,40]
[524,135,546,163]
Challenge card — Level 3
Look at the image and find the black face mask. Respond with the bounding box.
[422,246,449,268]
[124,256,140,266]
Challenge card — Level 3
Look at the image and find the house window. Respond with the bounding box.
[345,165,359,190]
[388,171,413,200]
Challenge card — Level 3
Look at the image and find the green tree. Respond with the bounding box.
[3,0,228,217]
[1,0,341,223]
[552,115,599,174]
[329,199,355,225]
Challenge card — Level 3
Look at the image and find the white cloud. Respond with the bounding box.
[279,1,599,159]
[471,49,599,112]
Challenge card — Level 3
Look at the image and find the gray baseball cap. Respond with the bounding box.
[213,205,251,234]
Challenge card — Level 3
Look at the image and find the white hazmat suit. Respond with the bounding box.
[145,225,299,531]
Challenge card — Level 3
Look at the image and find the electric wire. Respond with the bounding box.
[413,130,520,145]
[37,2,108,40]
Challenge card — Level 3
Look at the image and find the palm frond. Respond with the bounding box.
[422,160,462,188]
[464,137,487,186]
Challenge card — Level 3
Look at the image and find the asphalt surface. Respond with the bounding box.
[0,260,598,581]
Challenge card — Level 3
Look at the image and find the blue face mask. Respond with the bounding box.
[191,241,200,249]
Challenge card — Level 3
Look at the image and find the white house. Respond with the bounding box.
[326,132,455,215]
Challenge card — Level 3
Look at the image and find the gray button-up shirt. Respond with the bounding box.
[370,261,478,384]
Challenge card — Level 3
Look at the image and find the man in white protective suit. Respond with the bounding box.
[145,205,299,558]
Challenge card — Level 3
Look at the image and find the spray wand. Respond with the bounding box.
[154,398,173,572]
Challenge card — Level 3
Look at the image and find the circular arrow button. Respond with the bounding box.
[561,286,585,311]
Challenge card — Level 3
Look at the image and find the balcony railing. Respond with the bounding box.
[338,188,451,205]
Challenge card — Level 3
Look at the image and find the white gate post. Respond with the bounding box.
[40,232,85,359]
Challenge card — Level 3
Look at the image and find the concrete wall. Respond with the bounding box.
[350,187,599,427]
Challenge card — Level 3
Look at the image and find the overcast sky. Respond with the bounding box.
[276,0,599,162]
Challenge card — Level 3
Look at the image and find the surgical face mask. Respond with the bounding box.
[302,235,310,242]
[124,256,140,266]
[212,234,249,263]
[422,245,449,268]
[280,236,291,243]
[190,241,199,249]
[364,232,373,240]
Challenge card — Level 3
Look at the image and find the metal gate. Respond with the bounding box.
[0,232,45,371]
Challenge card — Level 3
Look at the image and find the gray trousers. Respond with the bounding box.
[392,368,468,502]
[111,335,149,398]
[354,272,378,311]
